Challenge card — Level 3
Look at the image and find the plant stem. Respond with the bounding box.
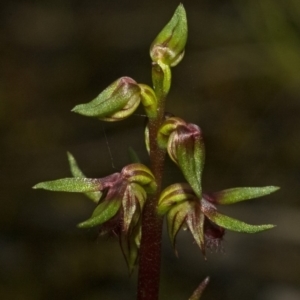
[137,64,168,300]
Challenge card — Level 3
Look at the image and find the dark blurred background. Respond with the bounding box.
[1,0,300,299]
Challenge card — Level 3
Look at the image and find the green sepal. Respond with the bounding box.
[185,203,205,255]
[174,128,205,198]
[150,4,187,67]
[119,215,141,275]
[204,210,275,233]
[72,77,141,122]
[167,201,190,250]
[33,178,101,193]
[158,183,195,215]
[67,152,101,202]
[77,198,121,228]
[210,186,280,205]
[122,183,146,233]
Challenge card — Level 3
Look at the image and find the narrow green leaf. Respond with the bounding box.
[128,147,141,163]
[33,178,101,193]
[205,210,275,233]
[189,277,210,300]
[67,152,101,202]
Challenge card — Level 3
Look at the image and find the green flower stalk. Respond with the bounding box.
[34,4,279,300]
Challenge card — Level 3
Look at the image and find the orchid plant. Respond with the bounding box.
[34,5,278,300]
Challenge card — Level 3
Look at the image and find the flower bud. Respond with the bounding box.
[158,117,205,198]
[72,77,141,121]
[150,4,187,67]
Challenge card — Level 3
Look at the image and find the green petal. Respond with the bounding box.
[211,186,280,205]
[157,117,186,150]
[77,199,121,228]
[158,183,195,215]
[175,129,205,198]
[167,202,190,249]
[33,178,101,193]
[123,163,157,194]
[119,216,141,274]
[67,152,101,202]
[186,204,205,254]
[205,210,275,233]
[122,184,141,233]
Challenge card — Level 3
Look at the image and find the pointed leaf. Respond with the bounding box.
[205,210,275,233]
[67,152,101,202]
[209,186,280,205]
[189,277,210,300]
[128,147,141,163]
[33,178,101,193]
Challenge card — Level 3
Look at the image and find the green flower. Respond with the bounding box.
[34,162,157,272]
[158,183,278,257]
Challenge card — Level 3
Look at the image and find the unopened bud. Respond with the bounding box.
[150,4,187,67]
[72,77,141,121]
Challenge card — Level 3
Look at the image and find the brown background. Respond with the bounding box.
[1,0,300,299]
